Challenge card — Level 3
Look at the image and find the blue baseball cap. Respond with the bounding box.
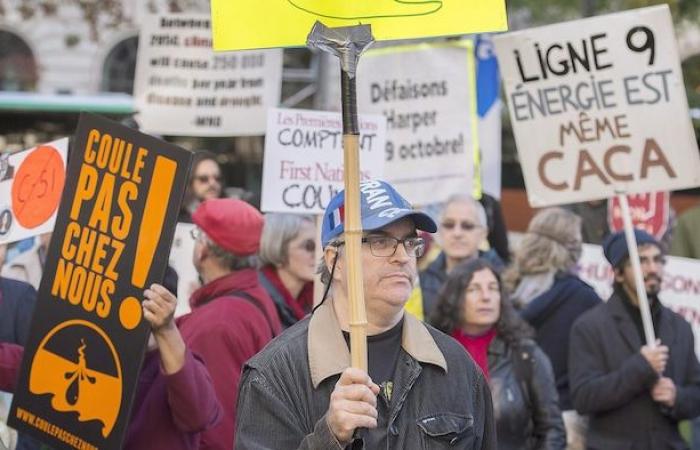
[321,179,437,248]
[602,229,661,269]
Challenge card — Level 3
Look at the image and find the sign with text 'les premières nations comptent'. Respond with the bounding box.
[494,5,700,207]
[0,138,68,245]
[9,114,192,450]
[134,14,282,136]
[210,0,507,51]
[357,42,479,206]
[261,108,386,214]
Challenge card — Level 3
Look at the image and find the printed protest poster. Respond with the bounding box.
[169,223,199,316]
[0,139,68,245]
[495,5,700,207]
[357,42,478,206]
[608,191,670,239]
[211,0,507,51]
[9,114,192,450]
[576,244,700,357]
[261,107,386,214]
[134,14,283,136]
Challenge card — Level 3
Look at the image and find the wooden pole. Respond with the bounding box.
[343,134,367,370]
[307,22,373,370]
[617,192,656,346]
[313,214,324,307]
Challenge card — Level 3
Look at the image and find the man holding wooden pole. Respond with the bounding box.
[234,180,495,449]
[568,229,700,450]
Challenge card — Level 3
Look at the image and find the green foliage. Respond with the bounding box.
[508,0,700,25]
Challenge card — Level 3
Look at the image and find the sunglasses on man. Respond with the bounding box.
[194,174,222,184]
[441,221,479,231]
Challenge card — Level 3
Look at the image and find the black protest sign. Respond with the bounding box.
[9,113,192,450]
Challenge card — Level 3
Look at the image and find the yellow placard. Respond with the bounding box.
[211,0,508,51]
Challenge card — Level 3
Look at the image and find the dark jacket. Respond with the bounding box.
[258,267,312,330]
[488,337,566,450]
[0,277,36,346]
[258,270,298,328]
[479,193,510,264]
[569,292,700,450]
[0,277,42,450]
[520,273,601,410]
[235,301,496,449]
[420,251,504,316]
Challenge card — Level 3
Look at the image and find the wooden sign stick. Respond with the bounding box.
[617,191,657,347]
[307,22,374,371]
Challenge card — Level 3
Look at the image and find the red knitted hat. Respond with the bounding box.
[192,198,264,256]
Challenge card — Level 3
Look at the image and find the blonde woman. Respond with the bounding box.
[504,208,601,450]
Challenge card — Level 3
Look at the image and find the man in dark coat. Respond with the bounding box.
[569,229,700,450]
[419,194,503,316]
[235,180,495,449]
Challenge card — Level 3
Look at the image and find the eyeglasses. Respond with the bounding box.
[190,226,203,241]
[336,235,425,258]
[298,239,316,253]
[194,174,222,184]
[441,221,479,231]
[638,255,666,266]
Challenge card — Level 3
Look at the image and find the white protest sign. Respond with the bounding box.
[576,243,700,358]
[357,42,478,206]
[169,223,200,317]
[494,5,700,207]
[261,108,386,214]
[0,138,68,245]
[134,14,282,136]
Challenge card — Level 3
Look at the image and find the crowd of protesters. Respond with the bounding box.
[0,151,699,450]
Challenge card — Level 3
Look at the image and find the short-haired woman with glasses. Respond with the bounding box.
[430,258,566,450]
[258,213,317,329]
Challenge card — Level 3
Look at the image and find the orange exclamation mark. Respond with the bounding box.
[131,156,177,288]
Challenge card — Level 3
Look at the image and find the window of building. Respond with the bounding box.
[101,36,139,94]
[0,30,38,91]
[281,47,320,109]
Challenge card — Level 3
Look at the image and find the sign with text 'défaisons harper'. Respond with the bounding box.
[211,0,507,51]
[494,5,700,207]
[357,42,478,206]
[9,113,192,450]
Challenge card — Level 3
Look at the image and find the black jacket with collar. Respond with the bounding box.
[487,337,566,450]
[569,290,700,450]
[234,301,496,449]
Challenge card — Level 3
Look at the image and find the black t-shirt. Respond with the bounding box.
[343,318,404,395]
[343,318,404,449]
